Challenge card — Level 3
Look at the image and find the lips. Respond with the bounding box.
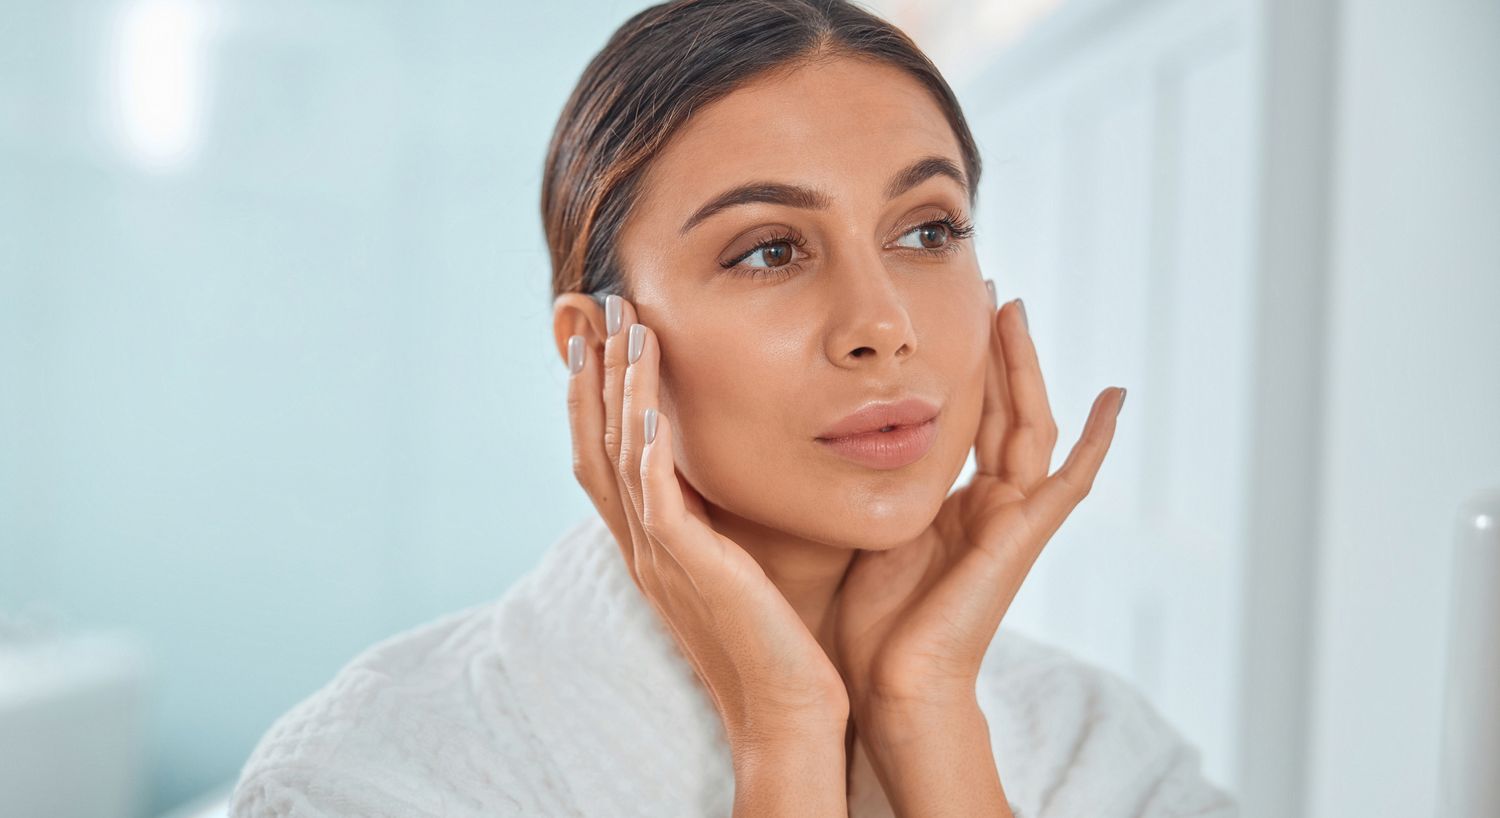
[815,397,941,440]
[814,396,942,471]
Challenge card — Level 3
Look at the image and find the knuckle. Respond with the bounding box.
[640,504,668,540]
[1075,474,1096,498]
[1058,469,1091,498]
[602,423,622,459]
[617,433,639,476]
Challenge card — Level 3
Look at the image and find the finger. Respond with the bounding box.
[1020,387,1125,553]
[566,331,638,578]
[640,404,692,552]
[999,298,1059,492]
[631,343,708,582]
[635,401,721,678]
[602,293,638,467]
[631,409,719,696]
[601,294,651,581]
[619,321,655,519]
[974,288,1013,476]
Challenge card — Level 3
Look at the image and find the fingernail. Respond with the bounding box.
[1015,298,1029,331]
[1116,387,1127,416]
[568,334,585,374]
[628,323,645,364]
[606,294,623,336]
[985,279,996,309]
[644,407,658,444]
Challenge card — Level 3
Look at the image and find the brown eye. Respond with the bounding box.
[916,224,948,249]
[893,215,976,255]
[723,232,805,273]
[755,240,795,268]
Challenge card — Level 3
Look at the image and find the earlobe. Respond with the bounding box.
[551,292,607,365]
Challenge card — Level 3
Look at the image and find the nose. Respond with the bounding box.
[823,263,918,369]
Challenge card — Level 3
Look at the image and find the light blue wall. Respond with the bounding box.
[0,1,651,812]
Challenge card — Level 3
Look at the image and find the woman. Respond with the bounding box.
[230,1,1238,815]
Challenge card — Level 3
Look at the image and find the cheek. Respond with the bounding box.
[911,298,992,488]
[657,334,796,504]
[951,308,992,408]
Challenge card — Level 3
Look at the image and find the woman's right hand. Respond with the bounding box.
[564,293,850,757]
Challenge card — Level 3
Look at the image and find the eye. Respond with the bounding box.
[719,231,808,282]
[893,214,977,253]
[740,238,798,269]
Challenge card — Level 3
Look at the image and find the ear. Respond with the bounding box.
[552,292,608,366]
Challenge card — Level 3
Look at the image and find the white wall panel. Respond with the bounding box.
[951,0,1259,795]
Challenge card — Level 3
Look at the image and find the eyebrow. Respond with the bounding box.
[677,155,968,236]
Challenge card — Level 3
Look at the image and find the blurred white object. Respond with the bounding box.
[1438,489,1500,817]
[0,629,149,818]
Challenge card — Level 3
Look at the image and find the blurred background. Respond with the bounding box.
[1,0,1496,816]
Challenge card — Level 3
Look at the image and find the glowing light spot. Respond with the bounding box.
[111,0,215,171]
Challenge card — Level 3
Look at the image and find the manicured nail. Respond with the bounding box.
[1116,387,1127,416]
[568,334,585,374]
[606,294,623,336]
[985,279,996,309]
[1015,298,1029,331]
[628,323,645,364]
[644,407,658,444]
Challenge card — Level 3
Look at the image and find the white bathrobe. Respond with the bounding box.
[229,513,1238,817]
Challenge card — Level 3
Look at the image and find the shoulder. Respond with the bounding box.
[228,601,505,817]
[979,629,1239,818]
[228,515,619,817]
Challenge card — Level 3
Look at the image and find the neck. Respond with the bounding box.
[703,505,857,660]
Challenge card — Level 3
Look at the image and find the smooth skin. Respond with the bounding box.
[554,54,1124,816]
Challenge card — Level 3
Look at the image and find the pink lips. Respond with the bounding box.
[815,397,941,470]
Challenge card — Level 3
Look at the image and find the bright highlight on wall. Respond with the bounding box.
[111,0,216,171]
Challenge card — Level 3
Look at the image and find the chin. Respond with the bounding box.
[826,492,943,551]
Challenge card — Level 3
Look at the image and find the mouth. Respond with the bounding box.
[814,395,942,470]
[814,412,940,470]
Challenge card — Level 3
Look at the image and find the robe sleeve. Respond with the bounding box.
[1009,740,1238,818]
[1106,743,1239,817]
[981,633,1241,818]
[229,764,440,818]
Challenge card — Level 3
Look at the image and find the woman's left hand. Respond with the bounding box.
[834,294,1127,716]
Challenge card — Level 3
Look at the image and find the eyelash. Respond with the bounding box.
[719,214,978,283]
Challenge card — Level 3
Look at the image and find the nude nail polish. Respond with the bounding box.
[1117,387,1127,416]
[1015,298,1029,331]
[628,324,645,364]
[568,335,584,374]
[606,294,622,336]
[985,279,996,309]
[644,408,658,444]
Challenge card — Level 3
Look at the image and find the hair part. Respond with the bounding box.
[540,0,982,306]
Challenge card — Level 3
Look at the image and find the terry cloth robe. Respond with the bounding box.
[229,513,1239,817]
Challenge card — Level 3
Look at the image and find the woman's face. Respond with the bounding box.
[613,55,989,551]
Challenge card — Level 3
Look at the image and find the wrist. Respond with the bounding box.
[730,724,848,818]
[854,698,1007,818]
[857,692,988,756]
[852,680,979,725]
[729,710,845,769]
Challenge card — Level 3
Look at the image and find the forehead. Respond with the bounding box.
[634,56,965,224]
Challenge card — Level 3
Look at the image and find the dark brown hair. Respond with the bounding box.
[540,0,982,305]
